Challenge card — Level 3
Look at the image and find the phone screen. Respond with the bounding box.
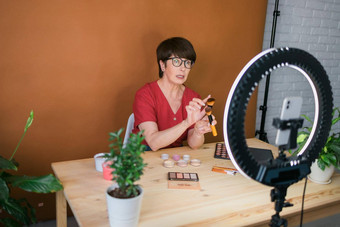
[275,97,303,146]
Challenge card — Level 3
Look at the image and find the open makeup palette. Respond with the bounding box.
[167,172,200,190]
[168,172,199,181]
[214,142,230,159]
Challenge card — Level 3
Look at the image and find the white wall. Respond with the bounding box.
[256,0,340,145]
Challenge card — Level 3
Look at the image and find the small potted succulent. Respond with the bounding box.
[0,111,63,226]
[292,107,340,184]
[104,128,147,227]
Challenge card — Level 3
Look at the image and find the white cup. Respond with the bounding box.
[94,153,109,172]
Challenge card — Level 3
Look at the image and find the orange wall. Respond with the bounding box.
[0,0,267,221]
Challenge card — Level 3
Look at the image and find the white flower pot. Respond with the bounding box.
[308,160,335,184]
[106,184,143,227]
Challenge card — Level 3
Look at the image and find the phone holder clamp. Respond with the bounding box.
[272,118,304,151]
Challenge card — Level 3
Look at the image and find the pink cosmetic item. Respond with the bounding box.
[177,159,188,167]
[190,159,201,167]
[102,161,114,181]
[172,154,180,161]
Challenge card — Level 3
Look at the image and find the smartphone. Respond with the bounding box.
[275,97,303,146]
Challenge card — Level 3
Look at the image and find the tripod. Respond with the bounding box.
[270,183,293,227]
[256,0,281,142]
[269,149,294,227]
[269,117,304,227]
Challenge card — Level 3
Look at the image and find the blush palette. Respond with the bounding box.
[214,143,230,159]
[168,172,199,182]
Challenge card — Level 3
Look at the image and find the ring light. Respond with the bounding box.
[223,47,333,187]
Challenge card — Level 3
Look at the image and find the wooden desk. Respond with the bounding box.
[52,138,340,226]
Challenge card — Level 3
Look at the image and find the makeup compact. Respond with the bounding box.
[168,172,199,182]
[172,154,180,161]
[190,159,201,167]
[214,143,230,160]
[183,154,190,162]
[161,153,169,160]
[163,160,175,168]
[177,160,188,167]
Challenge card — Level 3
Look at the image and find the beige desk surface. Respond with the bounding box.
[52,138,340,227]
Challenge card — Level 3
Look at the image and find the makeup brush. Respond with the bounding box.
[205,107,217,136]
[207,98,215,109]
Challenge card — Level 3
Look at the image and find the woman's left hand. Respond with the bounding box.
[185,95,211,126]
[193,115,217,135]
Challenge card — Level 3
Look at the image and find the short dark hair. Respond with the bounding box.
[156,37,196,78]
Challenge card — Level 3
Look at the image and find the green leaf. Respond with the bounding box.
[332,116,340,126]
[327,153,337,166]
[331,107,340,125]
[24,110,34,132]
[7,174,63,193]
[0,178,9,201]
[0,197,32,225]
[320,153,332,167]
[296,133,309,143]
[317,159,326,171]
[301,114,313,124]
[10,110,34,160]
[0,217,22,227]
[0,155,17,170]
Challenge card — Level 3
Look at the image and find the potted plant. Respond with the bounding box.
[292,107,340,184]
[104,128,147,227]
[0,110,63,226]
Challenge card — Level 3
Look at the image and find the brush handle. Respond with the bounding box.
[210,124,217,136]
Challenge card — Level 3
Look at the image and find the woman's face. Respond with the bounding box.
[160,55,192,84]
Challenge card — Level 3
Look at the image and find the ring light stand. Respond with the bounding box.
[223,47,333,226]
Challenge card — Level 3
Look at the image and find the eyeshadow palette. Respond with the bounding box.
[214,143,230,159]
[168,172,199,182]
[214,143,274,164]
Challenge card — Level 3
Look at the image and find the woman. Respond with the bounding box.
[132,37,215,151]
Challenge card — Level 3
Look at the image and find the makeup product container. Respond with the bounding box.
[102,161,114,180]
[172,154,180,161]
[161,153,169,160]
[190,159,201,167]
[183,154,190,162]
[163,160,175,168]
[177,160,188,167]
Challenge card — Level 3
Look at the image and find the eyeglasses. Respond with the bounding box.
[167,57,194,69]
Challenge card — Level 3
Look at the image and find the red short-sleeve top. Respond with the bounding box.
[132,81,201,149]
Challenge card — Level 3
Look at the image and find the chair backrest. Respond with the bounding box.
[123,113,134,148]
